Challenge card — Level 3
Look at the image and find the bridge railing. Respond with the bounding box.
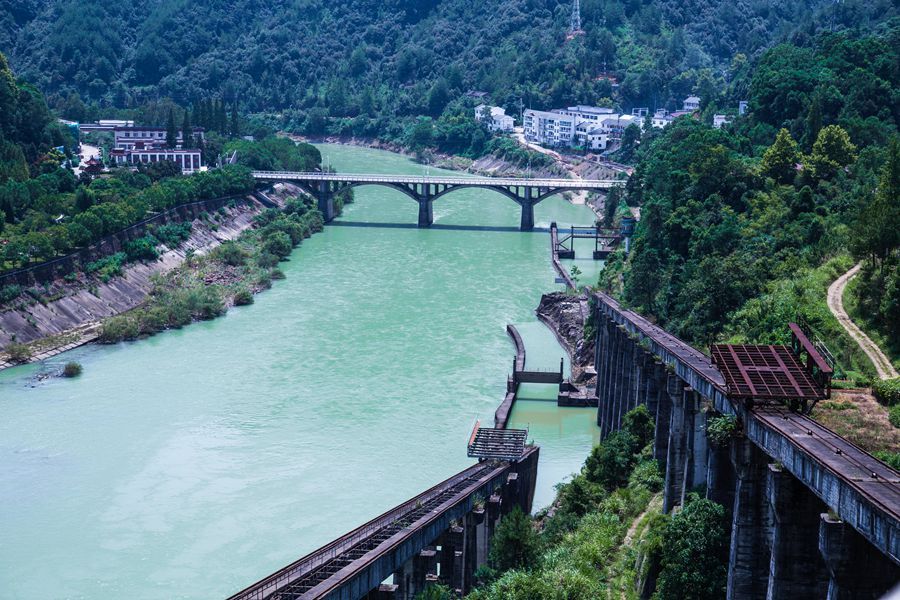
[251,171,624,188]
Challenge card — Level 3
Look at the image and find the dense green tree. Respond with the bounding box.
[488,506,541,572]
[808,125,857,180]
[761,129,801,184]
[655,497,728,600]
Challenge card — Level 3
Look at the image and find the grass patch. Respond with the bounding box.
[811,390,900,453]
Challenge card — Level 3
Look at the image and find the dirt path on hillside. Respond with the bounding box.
[827,263,899,380]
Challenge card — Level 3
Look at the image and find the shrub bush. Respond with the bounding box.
[62,361,83,377]
[233,288,254,306]
[873,378,900,406]
[874,450,900,470]
[86,252,126,282]
[212,241,247,266]
[0,284,23,304]
[99,314,141,342]
[889,405,900,429]
[124,235,160,262]
[270,268,286,280]
[154,222,193,247]
[6,342,32,363]
[706,414,740,447]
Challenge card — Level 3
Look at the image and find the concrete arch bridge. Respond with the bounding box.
[251,172,624,230]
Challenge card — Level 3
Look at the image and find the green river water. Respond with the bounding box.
[0,145,601,599]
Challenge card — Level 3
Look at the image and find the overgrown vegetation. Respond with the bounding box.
[98,196,325,343]
[608,25,899,381]
[874,378,900,406]
[466,406,728,599]
[62,361,82,377]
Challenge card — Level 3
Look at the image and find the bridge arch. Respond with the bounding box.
[430,183,522,205]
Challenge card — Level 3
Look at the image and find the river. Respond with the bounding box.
[0,144,601,599]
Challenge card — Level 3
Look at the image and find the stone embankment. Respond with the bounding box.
[536,291,596,385]
[0,184,303,367]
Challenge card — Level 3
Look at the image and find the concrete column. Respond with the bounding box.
[600,323,618,435]
[519,187,535,231]
[462,510,480,593]
[438,525,463,591]
[652,364,671,466]
[412,548,437,597]
[393,558,414,600]
[595,317,610,428]
[317,180,335,222]
[684,390,709,491]
[726,438,772,600]
[663,379,686,513]
[417,186,433,227]
[474,507,489,571]
[706,430,735,520]
[819,513,899,600]
[766,464,827,600]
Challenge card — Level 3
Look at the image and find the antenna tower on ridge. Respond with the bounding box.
[567,0,585,40]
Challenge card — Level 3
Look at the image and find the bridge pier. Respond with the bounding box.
[727,438,772,600]
[417,197,433,228]
[819,513,899,599]
[317,180,336,222]
[663,382,688,513]
[519,187,535,231]
[766,464,828,599]
[685,390,708,491]
[706,429,735,520]
[651,362,671,466]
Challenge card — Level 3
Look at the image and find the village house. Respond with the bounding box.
[474,105,515,132]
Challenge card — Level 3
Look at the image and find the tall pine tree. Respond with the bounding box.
[165,109,178,148]
[181,111,192,149]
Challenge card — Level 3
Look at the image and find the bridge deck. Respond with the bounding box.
[227,457,517,600]
[251,171,621,189]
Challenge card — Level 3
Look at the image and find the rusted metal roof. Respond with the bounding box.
[710,343,827,401]
[467,423,528,461]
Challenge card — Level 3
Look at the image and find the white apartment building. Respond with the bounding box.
[713,114,732,129]
[523,109,576,147]
[114,126,205,151]
[474,105,515,132]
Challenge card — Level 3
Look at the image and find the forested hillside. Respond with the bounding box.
[614,24,899,374]
[1,0,896,134]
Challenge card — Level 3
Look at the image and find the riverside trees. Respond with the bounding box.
[617,26,900,348]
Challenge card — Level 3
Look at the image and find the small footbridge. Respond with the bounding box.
[251,171,623,230]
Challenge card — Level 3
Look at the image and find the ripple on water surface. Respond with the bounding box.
[0,144,602,599]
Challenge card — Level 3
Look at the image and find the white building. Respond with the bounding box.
[713,114,732,129]
[683,96,701,112]
[110,148,203,174]
[586,129,609,150]
[474,105,515,132]
[523,109,576,147]
[738,101,748,115]
[114,126,205,151]
[598,114,640,139]
[651,109,674,128]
